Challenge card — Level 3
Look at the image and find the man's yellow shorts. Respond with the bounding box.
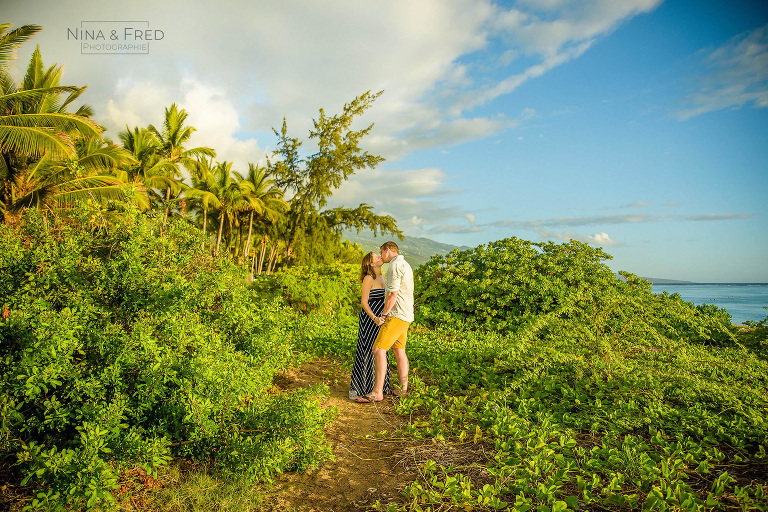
[373,316,410,350]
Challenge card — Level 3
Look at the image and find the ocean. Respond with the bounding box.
[651,283,768,325]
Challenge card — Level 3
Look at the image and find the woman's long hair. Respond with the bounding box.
[360,252,377,282]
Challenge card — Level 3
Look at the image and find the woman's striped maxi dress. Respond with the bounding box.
[350,288,391,397]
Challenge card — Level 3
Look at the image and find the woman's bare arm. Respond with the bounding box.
[360,276,378,321]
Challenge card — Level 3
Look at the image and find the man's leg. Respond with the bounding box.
[370,347,388,401]
[370,318,408,401]
[392,347,409,394]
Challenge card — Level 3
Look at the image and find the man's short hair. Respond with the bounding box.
[380,241,399,253]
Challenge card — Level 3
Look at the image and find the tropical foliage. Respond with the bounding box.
[0,25,113,222]
[0,208,336,510]
[0,22,400,271]
[304,240,768,512]
[268,90,402,265]
[3,20,766,512]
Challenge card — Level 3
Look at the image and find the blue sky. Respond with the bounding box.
[6,0,768,281]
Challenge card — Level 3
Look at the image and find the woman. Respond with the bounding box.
[349,252,391,402]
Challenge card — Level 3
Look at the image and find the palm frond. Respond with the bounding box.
[12,185,54,210]
[50,182,131,210]
[0,85,85,111]
[0,71,17,95]
[59,86,88,113]
[0,112,101,135]
[185,188,221,210]
[143,174,182,194]
[0,24,43,69]
[0,125,75,158]
[182,147,216,160]
[13,174,133,211]
[77,139,138,172]
[74,104,93,117]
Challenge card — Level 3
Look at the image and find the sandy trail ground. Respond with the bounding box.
[262,358,412,511]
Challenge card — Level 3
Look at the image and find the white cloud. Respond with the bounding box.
[429,223,485,234]
[526,213,666,226]
[4,0,667,242]
[586,232,617,246]
[620,201,650,208]
[490,210,757,232]
[534,228,617,246]
[459,0,663,109]
[5,0,663,167]
[103,77,264,168]
[504,0,662,56]
[328,166,481,237]
[686,213,756,221]
[677,24,768,120]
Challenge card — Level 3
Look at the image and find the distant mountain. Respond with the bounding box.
[341,230,469,268]
[643,277,693,284]
[615,273,692,284]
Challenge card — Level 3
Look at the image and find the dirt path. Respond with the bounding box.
[262,358,413,511]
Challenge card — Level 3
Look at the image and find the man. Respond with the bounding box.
[367,241,414,402]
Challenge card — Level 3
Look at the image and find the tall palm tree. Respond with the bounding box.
[117,125,179,210]
[1,40,99,161]
[1,30,112,220]
[234,163,287,259]
[147,104,215,228]
[148,103,215,173]
[207,161,250,256]
[118,125,160,178]
[12,134,139,211]
[185,157,220,237]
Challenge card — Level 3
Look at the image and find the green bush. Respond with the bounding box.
[0,209,333,510]
[323,236,768,511]
[383,322,768,511]
[414,237,735,347]
[742,310,768,353]
[250,263,359,318]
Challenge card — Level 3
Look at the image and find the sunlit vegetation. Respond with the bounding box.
[1,21,767,511]
[309,240,768,511]
[0,23,401,271]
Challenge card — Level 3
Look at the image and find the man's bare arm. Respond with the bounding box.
[382,290,399,316]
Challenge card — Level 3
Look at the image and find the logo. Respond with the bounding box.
[67,21,165,54]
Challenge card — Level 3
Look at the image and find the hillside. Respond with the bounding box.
[643,277,694,284]
[341,229,469,267]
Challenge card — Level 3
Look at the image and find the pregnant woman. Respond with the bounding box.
[349,252,391,402]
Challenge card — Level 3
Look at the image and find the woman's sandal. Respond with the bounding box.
[348,390,370,403]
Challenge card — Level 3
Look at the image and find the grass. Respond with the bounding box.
[118,463,266,511]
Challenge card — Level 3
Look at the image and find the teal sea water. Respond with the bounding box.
[651,284,768,325]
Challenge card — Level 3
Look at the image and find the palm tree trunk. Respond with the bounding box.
[216,213,224,256]
[201,208,209,251]
[236,220,243,260]
[257,237,268,275]
[228,221,238,260]
[163,187,171,228]
[244,211,254,259]
[267,246,276,275]
[267,241,281,274]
